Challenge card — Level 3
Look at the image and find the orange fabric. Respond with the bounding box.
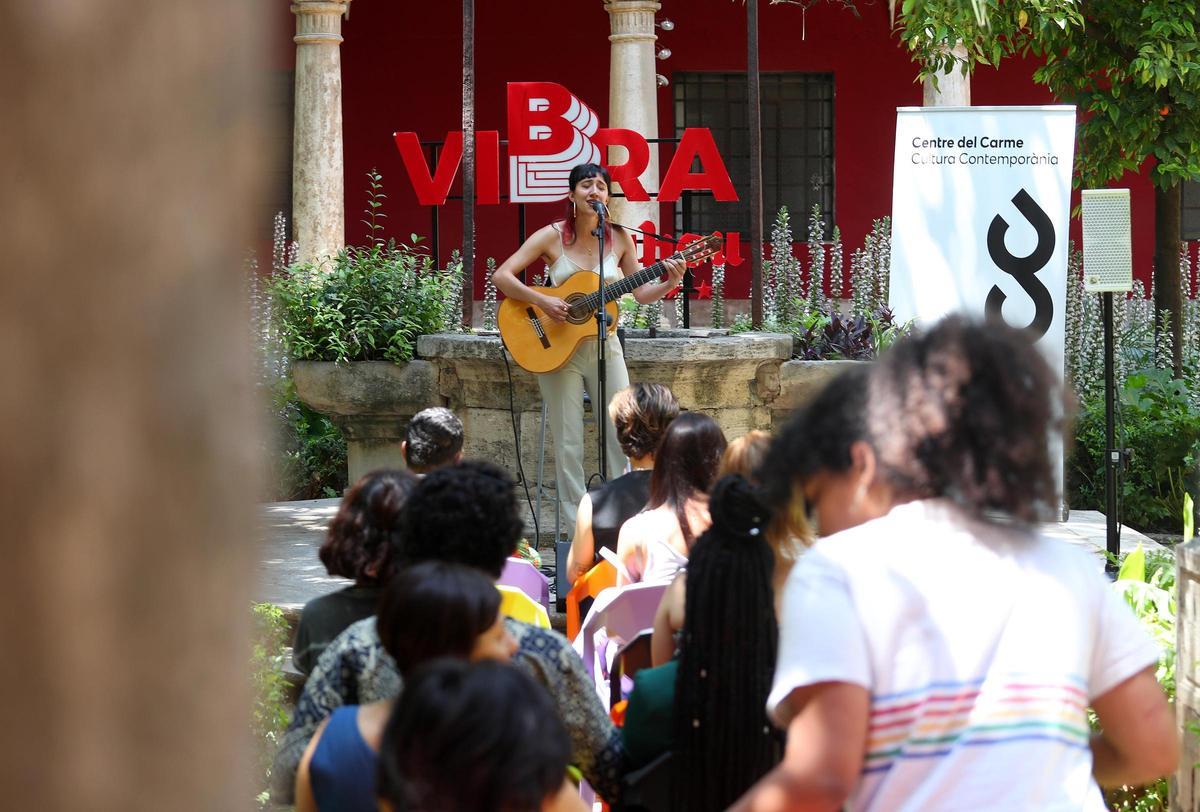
[610,699,628,727]
[566,560,617,640]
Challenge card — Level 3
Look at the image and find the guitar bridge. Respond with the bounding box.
[526,307,551,349]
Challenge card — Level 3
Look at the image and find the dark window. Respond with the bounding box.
[672,72,834,240]
[1184,180,1200,241]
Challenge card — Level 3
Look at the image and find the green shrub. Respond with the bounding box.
[251,602,291,809]
[1070,368,1200,533]
[269,239,460,365]
[1100,547,1183,811]
[267,380,347,501]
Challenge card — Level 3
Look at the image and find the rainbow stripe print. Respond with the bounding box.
[863,674,1091,774]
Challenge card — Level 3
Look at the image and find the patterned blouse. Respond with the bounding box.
[269,616,626,804]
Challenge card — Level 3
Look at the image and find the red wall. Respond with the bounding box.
[333,1,1157,298]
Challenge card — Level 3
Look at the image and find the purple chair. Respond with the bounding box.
[498,557,550,612]
[573,581,669,701]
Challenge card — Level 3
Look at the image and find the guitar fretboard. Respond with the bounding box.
[565,235,716,318]
[567,260,671,318]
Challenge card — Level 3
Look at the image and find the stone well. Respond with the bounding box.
[293,330,864,487]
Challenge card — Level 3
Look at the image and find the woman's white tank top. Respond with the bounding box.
[545,228,622,287]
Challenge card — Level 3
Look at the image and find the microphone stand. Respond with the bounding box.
[591,201,609,484]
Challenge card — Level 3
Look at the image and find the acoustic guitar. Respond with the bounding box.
[498,233,722,374]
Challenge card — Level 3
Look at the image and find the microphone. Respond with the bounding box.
[588,199,607,218]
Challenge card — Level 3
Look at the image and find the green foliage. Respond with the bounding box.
[1101,547,1178,811]
[270,241,458,364]
[791,307,912,361]
[251,602,292,808]
[270,171,460,364]
[882,1,1082,87]
[482,256,499,331]
[268,380,348,501]
[362,168,388,245]
[1024,0,1200,191]
[1070,368,1200,533]
[711,263,727,329]
[882,0,1200,192]
[756,206,905,360]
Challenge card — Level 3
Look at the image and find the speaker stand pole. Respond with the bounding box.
[1102,291,1119,576]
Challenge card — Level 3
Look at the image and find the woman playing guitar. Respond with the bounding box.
[491,162,686,543]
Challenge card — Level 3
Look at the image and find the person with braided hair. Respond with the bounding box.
[621,475,782,812]
[731,316,1176,812]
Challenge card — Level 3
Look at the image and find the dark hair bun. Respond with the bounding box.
[708,474,771,542]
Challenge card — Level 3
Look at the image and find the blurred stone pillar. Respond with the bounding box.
[0,3,265,811]
[605,0,661,234]
[292,0,351,262]
[1175,540,1199,811]
[922,41,971,106]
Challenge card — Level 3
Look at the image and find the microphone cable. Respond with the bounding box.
[501,343,541,549]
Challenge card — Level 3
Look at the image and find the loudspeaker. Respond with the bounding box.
[1081,189,1133,293]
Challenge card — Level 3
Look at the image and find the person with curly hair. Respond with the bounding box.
[378,660,588,812]
[732,317,1177,812]
[615,412,727,585]
[293,561,517,812]
[272,461,630,806]
[293,469,418,674]
[565,383,680,585]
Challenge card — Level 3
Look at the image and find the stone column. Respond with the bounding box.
[292,0,351,263]
[922,42,971,106]
[0,1,263,809]
[604,0,661,234]
[1175,540,1199,811]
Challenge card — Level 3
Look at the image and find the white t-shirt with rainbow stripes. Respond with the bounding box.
[768,498,1160,811]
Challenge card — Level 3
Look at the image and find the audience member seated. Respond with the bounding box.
[271,461,629,806]
[566,383,679,585]
[377,660,588,812]
[757,364,883,593]
[294,562,517,812]
[401,406,463,475]
[293,469,418,675]
[649,429,775,665]
[717,429,770,480]
[732,317,1179,812]
[622,475,782,811]
[615,412,726,585]
[402,405,545,567]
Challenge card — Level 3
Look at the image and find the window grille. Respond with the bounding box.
[672,72,835,240]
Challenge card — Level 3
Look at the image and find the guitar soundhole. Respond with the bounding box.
[563,293,592,325]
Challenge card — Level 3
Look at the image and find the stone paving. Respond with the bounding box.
[256,498,1163,611]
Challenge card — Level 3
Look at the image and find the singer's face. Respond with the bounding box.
[572,174,608,209]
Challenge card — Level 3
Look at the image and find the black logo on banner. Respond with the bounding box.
[985,188,1054,339]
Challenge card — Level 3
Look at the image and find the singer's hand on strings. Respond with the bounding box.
[663,256,686,287]
[539,294,571,322]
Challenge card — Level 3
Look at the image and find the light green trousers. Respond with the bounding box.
[537,334,630,540]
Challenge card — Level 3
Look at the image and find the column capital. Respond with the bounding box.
[604,0,660,44]
[291,0,351,46]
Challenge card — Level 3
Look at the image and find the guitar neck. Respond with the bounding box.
[566,239,712,318]
[600,259,669,301]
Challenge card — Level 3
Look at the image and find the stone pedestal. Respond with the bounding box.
[417,331,803,494]
[291,335,867,502]
[1175,540,1200,811]
[292,360,439,484]
[604,0,661,231]
[291,0,351,263]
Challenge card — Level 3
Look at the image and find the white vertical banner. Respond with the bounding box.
[889,105,1076,510]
